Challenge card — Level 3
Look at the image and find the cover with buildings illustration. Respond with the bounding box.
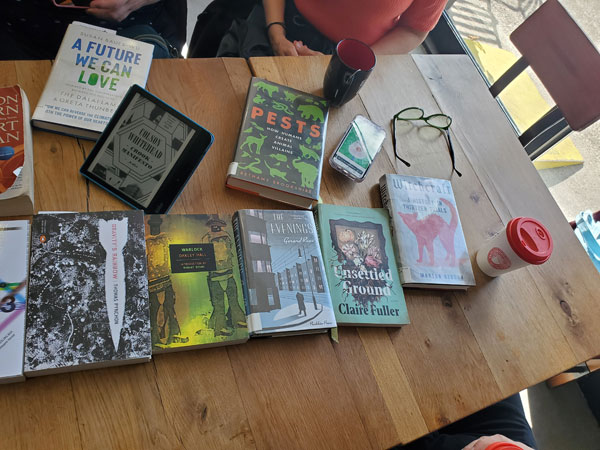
[0,220,30,383]
[32,22,153,139]
[380,174,475,289]
[145,214,248,352]
[24,211,151,376]
[226,77,329,209]
[315,204,409,326]
[233,209,336,336]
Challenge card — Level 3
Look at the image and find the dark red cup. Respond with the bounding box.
[323,38,376,107]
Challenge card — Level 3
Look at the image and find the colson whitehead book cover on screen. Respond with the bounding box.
[32,22,153,139]
[25,211,151,376]
[315,204,409,327]
[233,209,336,336]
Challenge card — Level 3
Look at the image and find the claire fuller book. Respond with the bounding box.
[24,211,151,377]
[0,220,30,383]
[380,174,475,289]
[32,22,153,140]
[315,204,409,326]
[145,214,248,353]
[226,78,329,209]
[0,85,34,216]
[233,209,336,337]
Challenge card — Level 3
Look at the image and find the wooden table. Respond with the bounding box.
[2,56,599,450]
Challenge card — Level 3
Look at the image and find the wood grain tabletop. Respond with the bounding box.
[1,55,598,450]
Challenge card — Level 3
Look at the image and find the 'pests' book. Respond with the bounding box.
[315,204,409,326]
[24,211,152,377]
[0,220,30,383]
[145,214,248,353]
[380,174,475,289]
[32,22,153,140]
[0,85,34,216]
[226,77,329,209]
[233,209,336,336]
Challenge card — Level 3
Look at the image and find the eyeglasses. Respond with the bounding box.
[391,107,462,177]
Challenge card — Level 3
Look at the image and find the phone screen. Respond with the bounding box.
[330,115,386,181]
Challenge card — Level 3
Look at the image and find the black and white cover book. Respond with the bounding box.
[24,211,151,376]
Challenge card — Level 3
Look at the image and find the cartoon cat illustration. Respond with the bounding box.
[265,162,289,181]
[398,198,458,266]
[284,90,300,103]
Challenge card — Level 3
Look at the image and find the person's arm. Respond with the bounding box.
[263,0,298,56]
[86,0,160,23]
[370,25,428,54]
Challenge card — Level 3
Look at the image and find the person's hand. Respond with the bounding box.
[267,25,298,56]
[462,434,534,450]
[87,0,159,22]
[293,41,323,56]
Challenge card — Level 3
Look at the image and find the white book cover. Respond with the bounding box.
[0,220,30,383]
[32,22,153,139]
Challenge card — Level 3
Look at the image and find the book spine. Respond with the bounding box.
[379,176,411,284]
[232,211,253,333]
[229,80,257,174]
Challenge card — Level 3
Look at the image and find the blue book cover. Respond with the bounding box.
[234,209,336,336]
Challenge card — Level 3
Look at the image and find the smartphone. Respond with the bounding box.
[329,115,386,182]
[52,0,91,8]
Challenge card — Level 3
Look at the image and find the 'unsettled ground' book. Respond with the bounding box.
[226,77,329,209]
[145,214,248,352]
[0,220,30,383]
[32,22,153,140]
[233,209,336,336]
[25,211,152,376]
[380,174,475,289]
[315,204,409,326]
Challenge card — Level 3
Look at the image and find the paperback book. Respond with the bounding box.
[226,77,329,209]
[0,221,30,383]
[32,22,153,140]
[0,85,34,216]
[233,209,336,336]
[315,204,409,326]
[145,214,248,352]
[25,211,152,376]
[380,174,475,289]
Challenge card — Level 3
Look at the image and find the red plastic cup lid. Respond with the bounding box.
[506,217,553,265]
[484,443,523,450]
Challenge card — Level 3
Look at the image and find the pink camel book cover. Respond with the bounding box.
[380,174,475,289]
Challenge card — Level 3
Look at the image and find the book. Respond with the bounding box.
[0,220,30,383]
[24,211,152,376]
[32,22,153,140]
[233,209,336,336]
[145,214,248,352]
[314,204,409,326]
[380,174,476,289]
[80,85,214,213]
[0,85,34,216]
[226,77,329,209]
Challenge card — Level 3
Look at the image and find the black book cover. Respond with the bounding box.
[227,77,329,207]
[24,211,151,376]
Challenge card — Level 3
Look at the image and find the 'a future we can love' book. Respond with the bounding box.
[32,22,153,140]
[380,174,475,290]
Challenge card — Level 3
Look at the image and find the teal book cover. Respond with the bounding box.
[315,204,409,327]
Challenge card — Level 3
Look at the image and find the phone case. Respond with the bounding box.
[329,115,386,182]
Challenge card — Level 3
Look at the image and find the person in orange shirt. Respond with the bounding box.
[264,0,448,55]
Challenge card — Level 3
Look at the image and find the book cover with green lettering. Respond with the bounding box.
[32,22,153,140]
[145,214,248,352]
[315,204,409,327]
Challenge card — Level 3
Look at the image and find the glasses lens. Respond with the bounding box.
[396,107,424,120]
[426,114,451,129]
